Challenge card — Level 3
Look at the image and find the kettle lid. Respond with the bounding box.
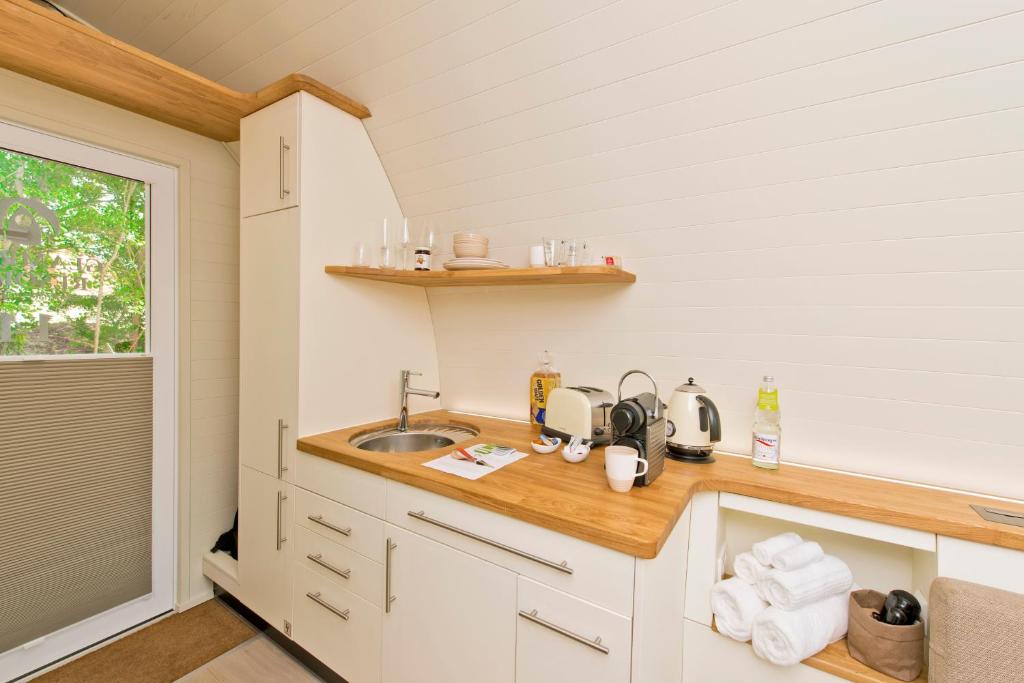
[674,377,706,393]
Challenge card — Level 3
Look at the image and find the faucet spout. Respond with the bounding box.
[398,370,440,432]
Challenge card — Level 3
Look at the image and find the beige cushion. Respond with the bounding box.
[929,577,1024,682]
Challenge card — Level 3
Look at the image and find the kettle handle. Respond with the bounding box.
[617,369,659,406]
[696,394,722,442]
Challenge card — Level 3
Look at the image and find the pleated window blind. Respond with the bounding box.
[0,356,153,653]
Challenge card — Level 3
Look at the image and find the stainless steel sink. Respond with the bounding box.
[350,424,478,453]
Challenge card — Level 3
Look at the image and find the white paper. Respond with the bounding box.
[422,443,529,480]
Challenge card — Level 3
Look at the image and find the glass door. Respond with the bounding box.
[0,120,176,682]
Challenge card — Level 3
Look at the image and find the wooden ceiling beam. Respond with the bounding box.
[0,0,370,141]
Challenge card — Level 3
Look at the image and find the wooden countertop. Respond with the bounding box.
[296,410,1024,559]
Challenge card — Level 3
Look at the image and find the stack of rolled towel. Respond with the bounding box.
[710,532,855,667]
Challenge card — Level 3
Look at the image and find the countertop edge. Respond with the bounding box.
[295,410,1024,559]
[296,435,677,558]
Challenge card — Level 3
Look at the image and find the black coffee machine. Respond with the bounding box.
[609,370,666,487]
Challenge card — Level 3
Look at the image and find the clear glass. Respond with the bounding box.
[379,244,396,269]
[542,238,558,266]
[353,241,367,266]
[565,239,579,266]
[0,146,147,356]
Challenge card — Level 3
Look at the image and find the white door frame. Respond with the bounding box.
[0,119,178,681]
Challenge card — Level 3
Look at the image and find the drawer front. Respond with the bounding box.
[386,481,635,616]
[294,452,386,518]
[292,564,382,683]
[294,525,384,607]
[516,577,631,683]
[295,487,385,562]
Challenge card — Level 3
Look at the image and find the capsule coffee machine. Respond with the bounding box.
[609,370,666,487]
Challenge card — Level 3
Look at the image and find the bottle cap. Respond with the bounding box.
[763,375,774,383]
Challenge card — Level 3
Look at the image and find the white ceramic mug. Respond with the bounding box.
[604,445,648,493]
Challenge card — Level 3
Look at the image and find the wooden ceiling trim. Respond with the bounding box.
[0,0,369,141]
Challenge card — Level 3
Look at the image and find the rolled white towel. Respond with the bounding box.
[733,552,772,585]
[751,590,851,666]
[711,577,769,642]
[752,532,803,565]
[771,541,824,572]
[758,555,853,610]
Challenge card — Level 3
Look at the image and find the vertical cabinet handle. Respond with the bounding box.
[276,490,288,550]
[279,136,291,199]
[277,418,289,478]
[385,537,397,613]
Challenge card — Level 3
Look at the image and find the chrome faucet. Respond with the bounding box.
[398,370,440,432]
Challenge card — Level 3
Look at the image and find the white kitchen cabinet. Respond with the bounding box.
[240,94,300,218]
[237,465,293,635]
[238,207,299,481]
[515,577,631,683]
[382,524,516,683]
[292,564,381,683]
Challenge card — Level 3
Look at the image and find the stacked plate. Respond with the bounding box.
[443,257,508,271]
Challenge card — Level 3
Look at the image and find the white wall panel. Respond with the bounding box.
[65,1,1024,500]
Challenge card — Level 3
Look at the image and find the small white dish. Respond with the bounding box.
[561,443,591,463]
[530,436,561,454]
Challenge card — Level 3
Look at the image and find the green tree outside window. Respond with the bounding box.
[0,147,146,355]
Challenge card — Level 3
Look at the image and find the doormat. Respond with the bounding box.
[33,598,255,683]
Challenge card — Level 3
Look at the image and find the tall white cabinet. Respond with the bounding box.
[236,91,440,641]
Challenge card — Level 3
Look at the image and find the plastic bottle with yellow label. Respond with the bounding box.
[529,350,561,425]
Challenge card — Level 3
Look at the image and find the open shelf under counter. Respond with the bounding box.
[323,265,636,287]
[710,618,927,683]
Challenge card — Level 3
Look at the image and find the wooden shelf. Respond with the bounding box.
[324,265,636,287]
[0,0,369,141]
[711,619,927,683]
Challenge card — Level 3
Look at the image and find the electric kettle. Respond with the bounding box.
[665,378,721,463]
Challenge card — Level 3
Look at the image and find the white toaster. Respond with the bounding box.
[541,386,613,444]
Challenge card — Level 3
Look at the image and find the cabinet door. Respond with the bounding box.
[515,578,631,683]
[382,525,515,683]
[240,94,300,218]
[237,466,293,634]
[239,208,299,480]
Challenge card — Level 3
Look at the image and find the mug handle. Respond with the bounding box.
[635,457,649,477]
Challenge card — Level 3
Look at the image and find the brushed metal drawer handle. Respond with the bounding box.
[306,591,349,621]
[407,510,573,575]
[279,136,291,199]
[518,609,609,654]
[306,553,351,580]
[307,514,351,536]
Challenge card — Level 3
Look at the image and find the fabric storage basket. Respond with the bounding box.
[847,589,925,681]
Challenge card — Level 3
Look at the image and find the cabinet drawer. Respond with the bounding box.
[516,578,631,683]
[386,481,635,616]
[294,452,386,518]
[295,487,385,562]
[294,526,383,607]
[292,564,381,683]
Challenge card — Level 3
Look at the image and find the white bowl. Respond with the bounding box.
[453,232,487,243]
[454,243,488,258]
[530,437,561,454]
[561,443,591,463]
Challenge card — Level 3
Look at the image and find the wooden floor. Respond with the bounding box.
[175,634,322,683]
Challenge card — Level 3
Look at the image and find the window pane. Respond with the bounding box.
[0,147,147,355]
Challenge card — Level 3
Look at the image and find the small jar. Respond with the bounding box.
[414,247,431,271]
